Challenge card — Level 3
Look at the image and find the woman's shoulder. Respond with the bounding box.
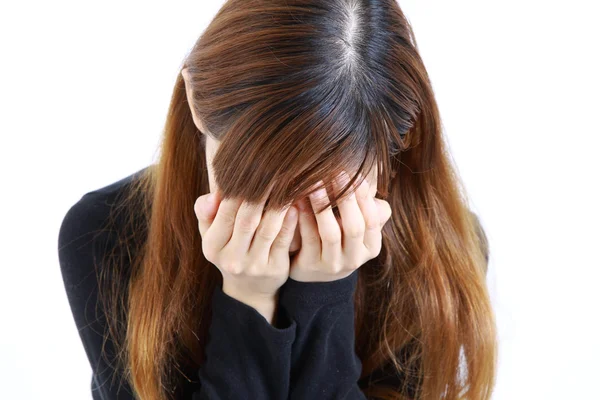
[57,166,152,399]
[58,165,151,288]
[74,165,150,213]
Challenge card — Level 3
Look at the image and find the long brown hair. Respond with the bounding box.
[98,0,497,398]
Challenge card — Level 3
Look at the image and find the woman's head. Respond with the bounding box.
[175,0,419,210]
[181,65,380,253]
[104,1,497,399]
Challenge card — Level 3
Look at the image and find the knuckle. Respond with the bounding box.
[345,224,364,238]
[237,215,259,234]
[365,217,380,231]
[270,236,285,248]
[276,227,291,241]
[221,209,238,225]
[256,227,277,242]
[278,218,294,236]
[247,262,269,277]
[303,234,321,245]
[222,260,243,275]
[322,231,341,244]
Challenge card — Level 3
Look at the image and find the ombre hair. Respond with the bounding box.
[97,0,497,399]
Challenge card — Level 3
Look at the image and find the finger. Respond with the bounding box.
[375,198,392,227]
[332,170,365,260]
[229,191,270,254]
[368,177,378,198]
[250,202,292,257]
[206,192,244,253]
[194,190,221,237]
[296,197,321,260]
[355,176,382,253]
[308,181,341,265]
[268,206,299,263]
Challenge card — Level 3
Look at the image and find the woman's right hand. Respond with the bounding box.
[194,188,299,321]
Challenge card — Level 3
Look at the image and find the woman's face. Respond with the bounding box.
[182,68,379,254]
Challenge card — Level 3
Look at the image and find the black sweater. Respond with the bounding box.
[57,167,446,399]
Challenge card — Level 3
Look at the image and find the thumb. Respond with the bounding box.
[374,198,392,227]
[194,190,221,237]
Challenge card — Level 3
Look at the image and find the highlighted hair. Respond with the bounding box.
[98,1,497,398]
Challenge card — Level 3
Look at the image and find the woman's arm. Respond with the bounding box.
[58,192,137,400]
[278,212,491,399]
[278,269,368,399]
[59,191,298,400]
[192,285,297,400]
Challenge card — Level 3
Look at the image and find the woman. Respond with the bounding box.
[58,0,496,399]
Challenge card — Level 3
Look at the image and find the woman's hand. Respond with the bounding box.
[290,170,392,283]
[194,188,299,322]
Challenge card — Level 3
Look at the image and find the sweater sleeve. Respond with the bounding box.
[192,284,297,400]
[58,193,138,400]
[278,269,367,400]
[276,212,491,400]
[59,188,298,400]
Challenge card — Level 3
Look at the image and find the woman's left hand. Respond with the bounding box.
[288,170,392,283]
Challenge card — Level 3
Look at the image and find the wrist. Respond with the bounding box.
[222,284,278,325]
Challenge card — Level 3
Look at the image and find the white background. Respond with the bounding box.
[1,1,598,399]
